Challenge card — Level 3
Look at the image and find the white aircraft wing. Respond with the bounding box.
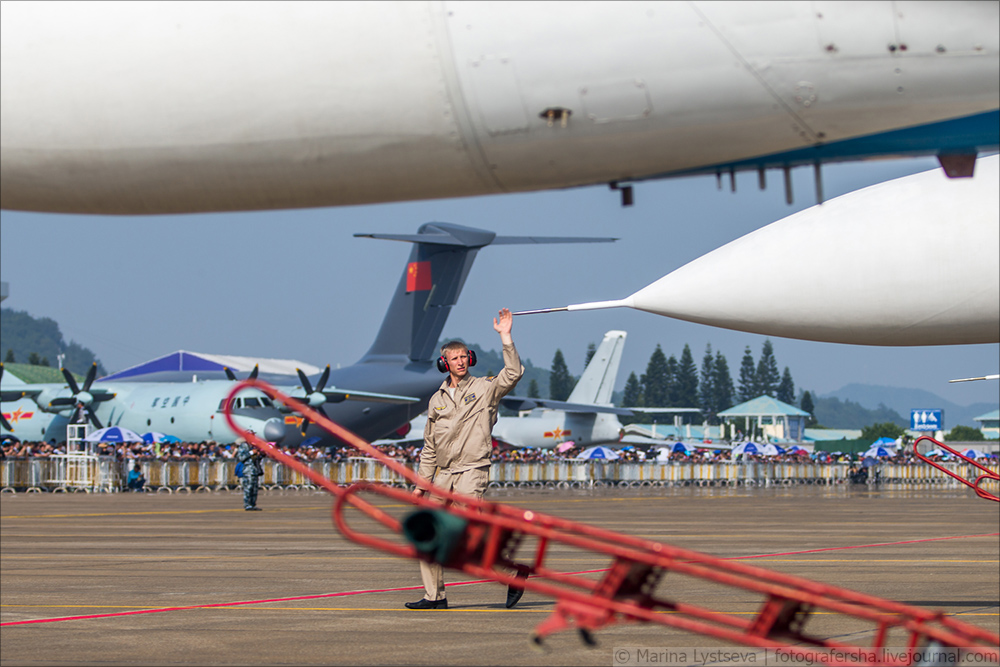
[500,396,632,416]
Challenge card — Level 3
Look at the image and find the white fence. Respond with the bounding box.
[2,457,996,493]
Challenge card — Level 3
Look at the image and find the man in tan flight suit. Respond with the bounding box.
[404,308,525,610]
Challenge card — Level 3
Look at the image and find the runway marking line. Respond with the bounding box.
[2,532,996,627]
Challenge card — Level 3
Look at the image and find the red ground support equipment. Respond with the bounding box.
[225,380,999,666]
[912,436,999,502]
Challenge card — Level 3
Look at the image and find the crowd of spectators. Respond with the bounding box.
[2,437,976,465]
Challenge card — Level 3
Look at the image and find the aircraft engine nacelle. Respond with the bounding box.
[262,417,286,444]
[32,388,75,414]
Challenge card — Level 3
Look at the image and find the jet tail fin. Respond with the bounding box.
[566,331,627,405]
[357,223,615,362]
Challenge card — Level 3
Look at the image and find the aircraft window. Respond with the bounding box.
[218,399,227,411]
[232,398,242,409]
[162,398,169,408]
[243,397,261,408]
[152,398,159,408]
[172,396,180,407]
[261,398,273,407]
[183,396,190,405]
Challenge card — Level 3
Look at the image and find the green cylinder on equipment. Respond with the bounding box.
[402,509,468,564]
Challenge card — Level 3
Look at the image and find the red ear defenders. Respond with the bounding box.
[437,349,477,373]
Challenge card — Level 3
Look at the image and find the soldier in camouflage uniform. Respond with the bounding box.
[235,435,263,511]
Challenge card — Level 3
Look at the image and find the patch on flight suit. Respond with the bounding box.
[463,393,477,404]
[486,376,496,382]
[434,405,447,411]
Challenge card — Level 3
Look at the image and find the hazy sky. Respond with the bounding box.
[1,156,998,409]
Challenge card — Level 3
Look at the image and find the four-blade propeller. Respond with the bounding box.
[290,365,333,435]
[47,364,114,429]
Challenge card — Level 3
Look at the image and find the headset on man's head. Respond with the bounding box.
[437,346,477,373]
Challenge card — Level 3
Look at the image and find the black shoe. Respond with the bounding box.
[506,570,528,609]
[405,598,448,610]
[245,507,262,511]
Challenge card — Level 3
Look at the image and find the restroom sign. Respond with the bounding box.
[911,409,943,432]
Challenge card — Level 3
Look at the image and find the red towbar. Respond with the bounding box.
[224,379,999,666]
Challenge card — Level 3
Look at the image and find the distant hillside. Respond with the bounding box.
[3,363,83,384]
[825,383,996,429]
[0,308,106,376]
[811,396,907,430]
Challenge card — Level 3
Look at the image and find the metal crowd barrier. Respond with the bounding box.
[2,457,996,493]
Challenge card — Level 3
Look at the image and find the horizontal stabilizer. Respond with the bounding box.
[355,230,616,247]
[501,396,633,416]
[490,236,617,245]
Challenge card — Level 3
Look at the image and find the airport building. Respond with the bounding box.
[717,396,810,443]
[974,409,999,440]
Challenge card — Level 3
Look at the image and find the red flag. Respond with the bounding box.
[406,261,432,292]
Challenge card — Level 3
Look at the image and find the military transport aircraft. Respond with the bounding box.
[1,223,613,446]
[1,2,997,215]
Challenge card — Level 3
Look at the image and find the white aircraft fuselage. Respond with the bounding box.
[1,1,997,214]
[494,411,623,451]
[2,382,284,445]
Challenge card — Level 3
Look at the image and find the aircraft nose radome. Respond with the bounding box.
[626,156,1000,347]
[263,418,286,444]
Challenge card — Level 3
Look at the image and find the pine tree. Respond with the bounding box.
[712,351,735,416]
[737,346,756,402]
[527,378,540,399]
[622,371,643,407]
[4,349,14,363]
[676,344,699,408]
[755,339,780,397]
[699,344,716,419]
[641,345,670,407]
[800,391,816,426]
[776,367,795,404]
[549,349,573,401]
[621,371,644,424]
[665,354,679,406]
[28,352,40,365]
[585,342,596,368]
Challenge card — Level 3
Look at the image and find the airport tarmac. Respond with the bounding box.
[1,484,997,666]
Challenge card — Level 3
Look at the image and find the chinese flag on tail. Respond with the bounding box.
[406,261,432,292]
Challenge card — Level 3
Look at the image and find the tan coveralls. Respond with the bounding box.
[416,342,523,600]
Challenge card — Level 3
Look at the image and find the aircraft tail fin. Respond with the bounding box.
[566,331,627,405]
[357,223,615,362]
